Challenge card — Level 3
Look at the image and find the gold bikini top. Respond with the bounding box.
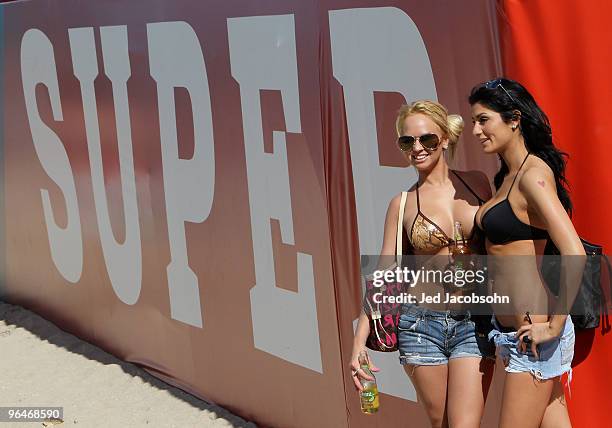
[409,171,484,253]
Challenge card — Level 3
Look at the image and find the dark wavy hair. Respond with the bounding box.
[468,78,572,214]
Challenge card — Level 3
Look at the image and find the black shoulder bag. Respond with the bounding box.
[543,238,611,329]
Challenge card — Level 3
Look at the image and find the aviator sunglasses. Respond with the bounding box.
[397,133,441,152]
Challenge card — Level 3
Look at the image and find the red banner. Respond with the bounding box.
[5,2,344,426]
[500,1,612,427]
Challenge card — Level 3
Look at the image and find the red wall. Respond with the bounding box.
[500,1,612,426]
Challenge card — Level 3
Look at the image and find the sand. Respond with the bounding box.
[0,302,257,428]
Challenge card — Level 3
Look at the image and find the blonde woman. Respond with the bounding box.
[351,100,495,428]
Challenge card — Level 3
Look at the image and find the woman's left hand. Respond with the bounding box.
[515,322,562,358]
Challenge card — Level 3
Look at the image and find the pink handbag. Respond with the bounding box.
[364,192,407,352]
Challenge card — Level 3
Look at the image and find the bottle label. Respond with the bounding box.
[360,391,375,402]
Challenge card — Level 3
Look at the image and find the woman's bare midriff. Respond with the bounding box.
[487,239,550,329]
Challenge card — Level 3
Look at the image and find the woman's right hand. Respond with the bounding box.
[349,350,380,391]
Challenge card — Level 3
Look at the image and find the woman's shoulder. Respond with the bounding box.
[524,155,554,173]
[518,157,556,193]
[521,156,555,181]
[387,191,406,212]
[389,192,402,207]
[388,182,419,210]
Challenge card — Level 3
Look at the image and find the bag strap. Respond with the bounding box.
[396,191,407,266]
[600,254,612,332]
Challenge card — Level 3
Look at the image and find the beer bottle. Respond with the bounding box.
[451,221,470,270]
[358,351,379,414]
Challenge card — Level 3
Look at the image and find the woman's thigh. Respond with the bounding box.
[404,364,449,428]
[499,372,555,428]
[447,357,494,428]
[540,378,571,428]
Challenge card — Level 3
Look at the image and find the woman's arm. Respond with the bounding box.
[515,167,586,354]
[350,193,402,390]
[520,167,583,256]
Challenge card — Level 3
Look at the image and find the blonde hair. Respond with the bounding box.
[395,100,464,159]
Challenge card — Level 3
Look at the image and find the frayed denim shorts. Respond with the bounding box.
[397,304,495,366]
[488,316,575,382]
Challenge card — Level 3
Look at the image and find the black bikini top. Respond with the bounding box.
[409,170,484,252]
[477,154,549,245]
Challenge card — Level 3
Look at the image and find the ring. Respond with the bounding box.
[352,369,358,376]
[522,336,532,344]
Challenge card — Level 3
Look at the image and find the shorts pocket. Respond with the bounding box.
[397,314,420,331]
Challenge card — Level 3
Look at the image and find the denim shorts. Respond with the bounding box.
[397,304,495,366]
[489,316,575,381]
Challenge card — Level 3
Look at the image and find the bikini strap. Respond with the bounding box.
[415,182,421,211]
[507,153,530,198]
[450,170,485,204]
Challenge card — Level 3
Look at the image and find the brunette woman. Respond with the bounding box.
[470,78,585,428]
